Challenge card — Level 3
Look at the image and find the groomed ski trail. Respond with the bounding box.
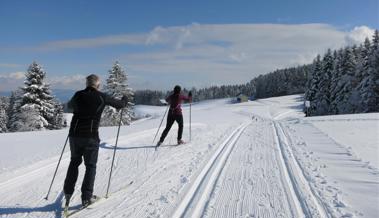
[172,111,330,217]
[172,122,251,218]
[273,121,330,218]
[0,98,348,218]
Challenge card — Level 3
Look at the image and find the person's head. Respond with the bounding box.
[86,74,100,90]
[174,85,181,94]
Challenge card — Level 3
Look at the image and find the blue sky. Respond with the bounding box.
[0,0,378,92]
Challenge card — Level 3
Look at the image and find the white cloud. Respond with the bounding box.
[345,26,375,45]
[119,24,352,89]
[0,72,25,92]
[47,74,88,90]
[5,24,376,90]
[0,71,25,79]
[0,72,88,91]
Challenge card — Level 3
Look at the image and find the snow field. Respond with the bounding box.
[0,95,377,218]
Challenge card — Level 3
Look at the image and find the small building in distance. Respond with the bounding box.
[236,93,248,103]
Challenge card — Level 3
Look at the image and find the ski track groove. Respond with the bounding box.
[273,120,329,218]
[172,122,250,218]
[278,122,332,217]
[204,118,295,218]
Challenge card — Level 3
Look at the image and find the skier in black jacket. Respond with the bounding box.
[63,74,128,207]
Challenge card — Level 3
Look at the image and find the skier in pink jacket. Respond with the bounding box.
[157,85,192,146]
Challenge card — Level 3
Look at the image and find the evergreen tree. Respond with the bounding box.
[335,47,357,114]
[12,104,47,132]
[315,49,333,115]
[101,61,134,126]
[0,96,9,133]
[6,62,62,132]
[330,49,344,114]
[51,100,66,129]
[7,89,23,131]
[370,30,379,111]
[19,61,57,130]
[307,55,322,115]
[357,38,375,112]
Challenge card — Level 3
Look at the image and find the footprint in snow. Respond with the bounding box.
[158,195,169,203]
[180,176,188,184]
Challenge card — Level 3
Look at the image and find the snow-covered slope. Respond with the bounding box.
[0,95,377,218]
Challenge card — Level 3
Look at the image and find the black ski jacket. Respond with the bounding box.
[68,86,127,139]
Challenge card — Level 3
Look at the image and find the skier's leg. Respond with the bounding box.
[159,114,175,143]
[176,115,184,141]
[81,138,99,200]
[64,137,84,195]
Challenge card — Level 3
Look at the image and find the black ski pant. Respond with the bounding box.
[64,137,99,200]
[160,113,183,142]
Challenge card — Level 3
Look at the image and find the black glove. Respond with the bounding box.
[188,91,192,97]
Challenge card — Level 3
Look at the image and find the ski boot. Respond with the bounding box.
[65,194,72,206]
[63,194,72,216]
[82,195,98,207]
[177,139,185,145]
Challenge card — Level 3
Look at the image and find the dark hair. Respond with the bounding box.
[174,85,181,94]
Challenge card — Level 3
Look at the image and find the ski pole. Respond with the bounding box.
[189,102,192,141]
[44,134,69,200]
[106,109,124,198]
[152,105,170,144]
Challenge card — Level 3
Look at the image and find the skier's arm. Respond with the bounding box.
[103,93,128,109]
[67,92,79,112]
[181,92,192,102]
[165,94,172,103]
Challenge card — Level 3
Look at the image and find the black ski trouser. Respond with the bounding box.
[160,113,183,142]
[64,137,99,200]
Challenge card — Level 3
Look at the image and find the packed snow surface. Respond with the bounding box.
[0,95,377,218]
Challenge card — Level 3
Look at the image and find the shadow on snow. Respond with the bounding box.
[0,191,64,218]
[99,143,178,150]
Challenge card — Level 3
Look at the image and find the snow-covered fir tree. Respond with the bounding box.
[337,47,357,114]
[369,30,379,111]
[0,96,9,133]
[329,49,344,114]
[307,55,322,115]
[11,62,63,131]
[7,89,23,131]
[101,61,134,126]
[315,50,333,115]
[51,99,66,129]
[12,104,47,132]
[356,38,374,112]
